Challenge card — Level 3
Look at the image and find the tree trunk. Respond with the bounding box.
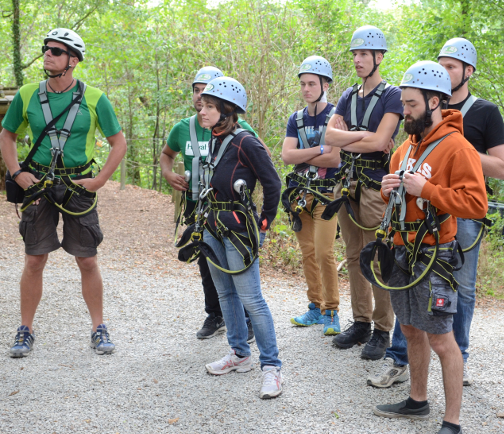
[12,0,23,87]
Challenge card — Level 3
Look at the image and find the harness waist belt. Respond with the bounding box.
[30,159,94,176]
[287,172,337,189]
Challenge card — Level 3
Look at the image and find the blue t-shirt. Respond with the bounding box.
[336,83,403,182]
[285,103,339,191]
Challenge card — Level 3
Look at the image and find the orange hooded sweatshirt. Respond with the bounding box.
[382,109,488,246]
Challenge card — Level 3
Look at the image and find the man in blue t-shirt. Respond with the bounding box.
[281,56,342,336]
[325,26,403,360]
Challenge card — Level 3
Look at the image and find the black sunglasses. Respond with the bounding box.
[42,45,74,57]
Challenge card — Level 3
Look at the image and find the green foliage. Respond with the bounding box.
[477,211,504,298]
[2,0,504,293]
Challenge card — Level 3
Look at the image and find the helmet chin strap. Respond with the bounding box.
[451,62,469,93]
[44,63,72,79]
[366,51,380,79]
[311,76,325,119]
[422,90,446,128]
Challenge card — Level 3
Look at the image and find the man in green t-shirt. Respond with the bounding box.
[0,29,127,357]
[160,66,267,340]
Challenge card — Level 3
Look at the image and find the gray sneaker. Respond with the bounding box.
[91,324,115,355]
[373,399,430,420]
[10,326,35,358]
[367,358,409,388]
[463,363,473,386]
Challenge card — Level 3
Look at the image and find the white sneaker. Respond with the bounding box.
[367,358,409,388]
[463,362,473,386]
[259,366,283,399]
[205,349,253,375]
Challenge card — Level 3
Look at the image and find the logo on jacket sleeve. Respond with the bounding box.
[436,298,445,307]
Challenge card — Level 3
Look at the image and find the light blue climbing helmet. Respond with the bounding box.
[192,66,224,87]
[400,61,452,97]
[201,76,247,114]
[438,38,477,70]
[298,56,333,83]
[350,25,388,52]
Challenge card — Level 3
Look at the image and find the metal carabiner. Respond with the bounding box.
[199,187,213,200]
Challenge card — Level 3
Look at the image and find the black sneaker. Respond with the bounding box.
[373,399,430,420]
[332,321,371,349]
[197,313,226,339]
[247,320,255,344]
[361,329,390,360]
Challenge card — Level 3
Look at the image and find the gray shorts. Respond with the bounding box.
[389,241,459,335]
[19,184,103,257]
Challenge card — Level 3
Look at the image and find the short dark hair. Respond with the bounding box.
[425,90,449,105]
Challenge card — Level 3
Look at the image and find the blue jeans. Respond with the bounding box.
[203,230,281,369]
[385,218,482,364]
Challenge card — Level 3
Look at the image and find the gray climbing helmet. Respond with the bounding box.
[201,76,247,114]
[400,61,452,97]
[438,38,477,70]
[193,66,224,86]
[350,25,387,52]
[298,56,333,83]
[45,28,85,61]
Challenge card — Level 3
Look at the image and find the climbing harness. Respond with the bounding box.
[359,133,464,292]
[452,95,494,252]
[21,80,98,217]
[176,129,261,275]
[281,107,337,232]
[321,81,390,228]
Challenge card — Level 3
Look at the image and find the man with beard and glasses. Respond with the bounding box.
[372,61,487,434]
[368,38,504,391]
[324,25,403,361]
[160,67,269,341]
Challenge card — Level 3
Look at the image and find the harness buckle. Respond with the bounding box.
[190,232,202,242]
[375,228,387,239]
[295,205,304,214]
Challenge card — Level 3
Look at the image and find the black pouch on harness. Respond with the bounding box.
[428,281,458,316]
[5,168,26,204]
[360,238,396,285]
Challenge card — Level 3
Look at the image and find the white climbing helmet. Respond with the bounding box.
[45,28,85,61]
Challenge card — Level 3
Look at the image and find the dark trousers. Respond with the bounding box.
[183,193,249,320]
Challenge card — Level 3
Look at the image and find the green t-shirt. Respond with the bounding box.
[166,116,256,191]
[2,80,121,168]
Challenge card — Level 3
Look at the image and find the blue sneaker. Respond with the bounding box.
[323,310,341,335]
[290,303,324,326]
[10,325,35,358]
[91,324,115,355]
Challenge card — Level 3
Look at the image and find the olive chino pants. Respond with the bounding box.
[335,181,394,332]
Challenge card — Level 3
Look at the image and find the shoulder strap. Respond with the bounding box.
[21,81,85,170]
[320,106,336,147]
[396,132,455,227]
[38,80,86,152]
[189,115,202,201]
[361,80,388,130]
[203,129,246,188]
[350,83,360,129]
[460,95,478,118]
[296,109,310,149]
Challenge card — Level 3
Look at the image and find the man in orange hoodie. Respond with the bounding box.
[372,61,487,434]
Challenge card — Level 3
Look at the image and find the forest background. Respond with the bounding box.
[1,0,503,295]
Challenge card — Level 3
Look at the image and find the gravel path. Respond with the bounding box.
[1,182,503,433]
